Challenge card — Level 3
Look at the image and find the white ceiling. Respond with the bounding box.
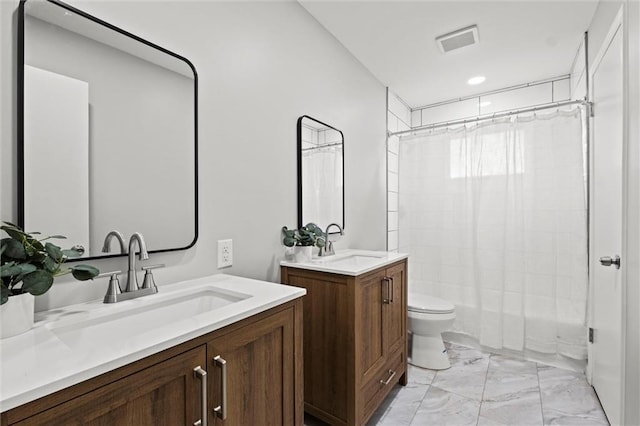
[299,0,599,108]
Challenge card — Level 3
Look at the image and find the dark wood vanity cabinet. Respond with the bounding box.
[1,299,303,426]
[208,303,301,426]
[281,259,408,426]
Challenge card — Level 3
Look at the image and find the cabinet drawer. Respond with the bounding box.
[361,348,405,420]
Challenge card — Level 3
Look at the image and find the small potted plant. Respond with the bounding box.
[0,221,100,338]
[281,223,325,262]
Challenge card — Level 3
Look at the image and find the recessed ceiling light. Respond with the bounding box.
[480,101,491,107]
[468,76,486,85]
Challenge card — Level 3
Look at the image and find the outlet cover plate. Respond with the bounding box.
[217,239,233,268]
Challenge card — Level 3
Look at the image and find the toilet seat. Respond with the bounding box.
[408,293,455,314]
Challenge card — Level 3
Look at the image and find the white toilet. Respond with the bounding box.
[408,293,456,370]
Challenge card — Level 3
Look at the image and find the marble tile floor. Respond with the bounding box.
[305,342,609,426]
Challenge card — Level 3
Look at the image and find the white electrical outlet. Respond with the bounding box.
[217,239,233,268]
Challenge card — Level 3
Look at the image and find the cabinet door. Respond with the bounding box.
[383,262,406,353]
[14,346,207,426]
[356,271,386,378]
[207,307,296,426]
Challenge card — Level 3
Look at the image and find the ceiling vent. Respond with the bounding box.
[436,25,479,53]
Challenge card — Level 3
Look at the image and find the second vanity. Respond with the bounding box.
[0,275,305,425]
[281,250,408,426]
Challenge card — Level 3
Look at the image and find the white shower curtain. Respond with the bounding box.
[302,146,343,226]
[398,108,588,359]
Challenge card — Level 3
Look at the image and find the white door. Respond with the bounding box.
[590,23,624,426]
[24,65,90,251]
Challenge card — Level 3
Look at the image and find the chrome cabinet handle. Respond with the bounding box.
[379,369,397,386]
[599,255,621,269]
[213,355,227,420]
[193,366,207,426]
[382,276,394,304]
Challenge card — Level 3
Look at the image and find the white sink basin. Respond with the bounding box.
[48,287,250,348]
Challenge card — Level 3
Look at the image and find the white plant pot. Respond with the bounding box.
[0,292,35,339]
[293,246,313,263]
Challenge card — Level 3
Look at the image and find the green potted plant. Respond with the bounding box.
[281,223,325,262]
[0,221,100,338]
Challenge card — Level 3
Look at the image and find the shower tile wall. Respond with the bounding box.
[301,125,343,148]
[411,78,571,128]
[387,90,411,252]
[300,124,318,149]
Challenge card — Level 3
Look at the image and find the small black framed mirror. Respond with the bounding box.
[297,116,344,230]
[18,0,198,260]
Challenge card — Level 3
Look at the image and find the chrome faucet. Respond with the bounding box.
[318,223,344,257]
[124,232,149,292]
[101,230,127,254]
[101,232,162,303]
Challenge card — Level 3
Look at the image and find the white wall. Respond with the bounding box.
[0,0,387,311]
[588,1,624,69]
[570,39,587,100]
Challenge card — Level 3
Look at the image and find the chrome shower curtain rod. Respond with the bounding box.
[301,141,343,152]
[388,98,591,138]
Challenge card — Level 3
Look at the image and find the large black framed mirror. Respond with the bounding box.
[18,0,198,260]
[297,116,344,230]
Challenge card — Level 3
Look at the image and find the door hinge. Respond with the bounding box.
[589,327,594,343]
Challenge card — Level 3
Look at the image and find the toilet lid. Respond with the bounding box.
[408,293,455,314]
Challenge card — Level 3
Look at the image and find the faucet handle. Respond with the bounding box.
[141,264,165,272]
[98,270,122,280]
[100,271,122,304]
[141,264,164,292]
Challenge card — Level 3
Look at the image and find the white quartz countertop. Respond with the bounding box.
[0,274,305,412]
[280,249,408,276]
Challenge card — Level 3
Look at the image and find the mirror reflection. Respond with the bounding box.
[20,0,198,259]
[297,116,344,230]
